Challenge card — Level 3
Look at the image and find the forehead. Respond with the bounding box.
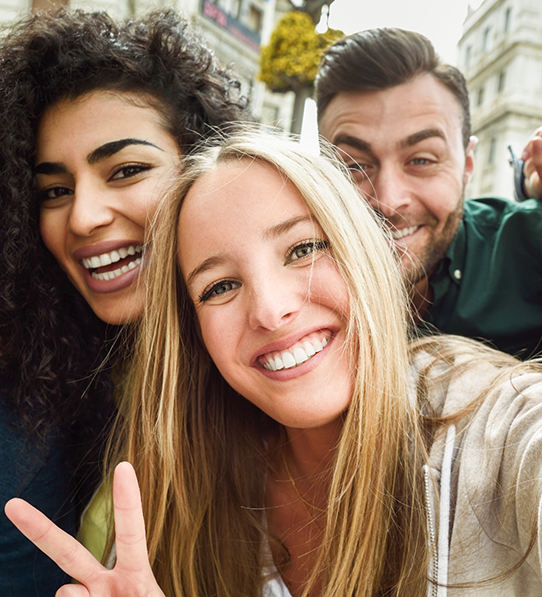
[319,73,464,150]
[36,90,170,154]
[178,160,313,260]
[181,159,309,220]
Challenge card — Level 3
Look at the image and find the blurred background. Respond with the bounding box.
[1,0,541,198]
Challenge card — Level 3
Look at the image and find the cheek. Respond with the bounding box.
[39,209,65,261]
[312,263,350,317]
[198,312,233,370]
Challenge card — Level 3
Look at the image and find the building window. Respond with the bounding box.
[482,26,491,52]
[497,71,506,93]
[465,45,472,69]
[504,7,512,33]
[488,137,497,164]
[247,5,263,33]
[477,86,485,106]
[230,0,240,18]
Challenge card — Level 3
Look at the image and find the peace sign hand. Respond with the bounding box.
[5,462,165,597]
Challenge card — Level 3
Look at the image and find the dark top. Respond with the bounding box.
[0,392,76,596]
[421,196,542,358]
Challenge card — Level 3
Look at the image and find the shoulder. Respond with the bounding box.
[464,196,542,233]
[410,336,542,418]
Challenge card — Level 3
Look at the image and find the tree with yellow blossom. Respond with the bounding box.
[258,7,343,133]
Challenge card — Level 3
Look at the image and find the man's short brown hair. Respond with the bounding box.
[316,28,471,149]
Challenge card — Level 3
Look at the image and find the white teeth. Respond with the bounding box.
[99,253,112,266]
[390,226,418,240]
[91,257,142,281]
[293,347,309,365]
[82,245,143,270]
[263,335,330,372]
[304,342,316,357]
[282,351,296,369]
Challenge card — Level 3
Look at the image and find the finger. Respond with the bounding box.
[5,498,104,583]
[111,462,152,572]
[56,584,90,597]
[523,131,542,160]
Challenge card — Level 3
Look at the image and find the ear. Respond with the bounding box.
[464,136,477,185]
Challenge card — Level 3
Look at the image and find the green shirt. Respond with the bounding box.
[421,196,542,358]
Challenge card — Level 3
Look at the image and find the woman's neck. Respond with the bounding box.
[265,420,342,597]
[282,419,341,480]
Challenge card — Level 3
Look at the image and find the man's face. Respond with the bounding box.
[319,73,476,286]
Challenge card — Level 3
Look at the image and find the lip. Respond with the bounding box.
[249,325,337,367]
[73,239,147,295]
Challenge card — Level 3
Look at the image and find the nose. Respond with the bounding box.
[68,181,115,237]
[247,271,304,331]
[365,167,413,221]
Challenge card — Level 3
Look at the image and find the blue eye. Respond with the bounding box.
[288,240,330,262]
[199,280,241,303]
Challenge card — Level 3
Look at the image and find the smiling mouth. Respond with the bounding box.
[389,225,420,240]
[259,332,331,371]
[81,244,143,281]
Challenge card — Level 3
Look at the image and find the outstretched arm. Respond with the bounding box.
[521,127,542,200]
[4,462,165,597]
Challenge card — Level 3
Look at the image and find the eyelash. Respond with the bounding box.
[110,163,152,181]
[197,239,330,303]
[286,239,329,262]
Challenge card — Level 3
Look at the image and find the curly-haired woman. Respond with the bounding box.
[0,8,248,593]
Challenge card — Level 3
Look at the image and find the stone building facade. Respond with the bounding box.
[459,0,542,199]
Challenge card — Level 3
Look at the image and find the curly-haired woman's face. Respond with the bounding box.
[36,91,181,324]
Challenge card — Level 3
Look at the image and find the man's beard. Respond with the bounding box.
[397,190,465,288]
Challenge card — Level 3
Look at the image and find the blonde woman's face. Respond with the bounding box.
[178,159,353,430]
[37,90,181,324]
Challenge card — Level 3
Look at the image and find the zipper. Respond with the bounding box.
[424,465,439,597]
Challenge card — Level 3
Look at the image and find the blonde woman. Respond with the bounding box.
[7,129,542,597]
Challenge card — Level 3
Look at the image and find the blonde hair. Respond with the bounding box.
[110,127,430,596]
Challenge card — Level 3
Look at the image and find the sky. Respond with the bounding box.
[323,0,485,66]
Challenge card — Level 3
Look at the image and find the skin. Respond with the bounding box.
[37,90,182,324]
[319,73,476,317]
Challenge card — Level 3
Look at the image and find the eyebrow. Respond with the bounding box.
[401,128,446,148]
[35,138,164,175]
[87,138,163,164]
[185,215,313,287]
[332,128,446,156]
[333,134,373,155]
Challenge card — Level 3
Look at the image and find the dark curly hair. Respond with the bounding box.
[0,8,249,499]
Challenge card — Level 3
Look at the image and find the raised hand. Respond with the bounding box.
[521,126,542,200]
[4,462,165,597]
